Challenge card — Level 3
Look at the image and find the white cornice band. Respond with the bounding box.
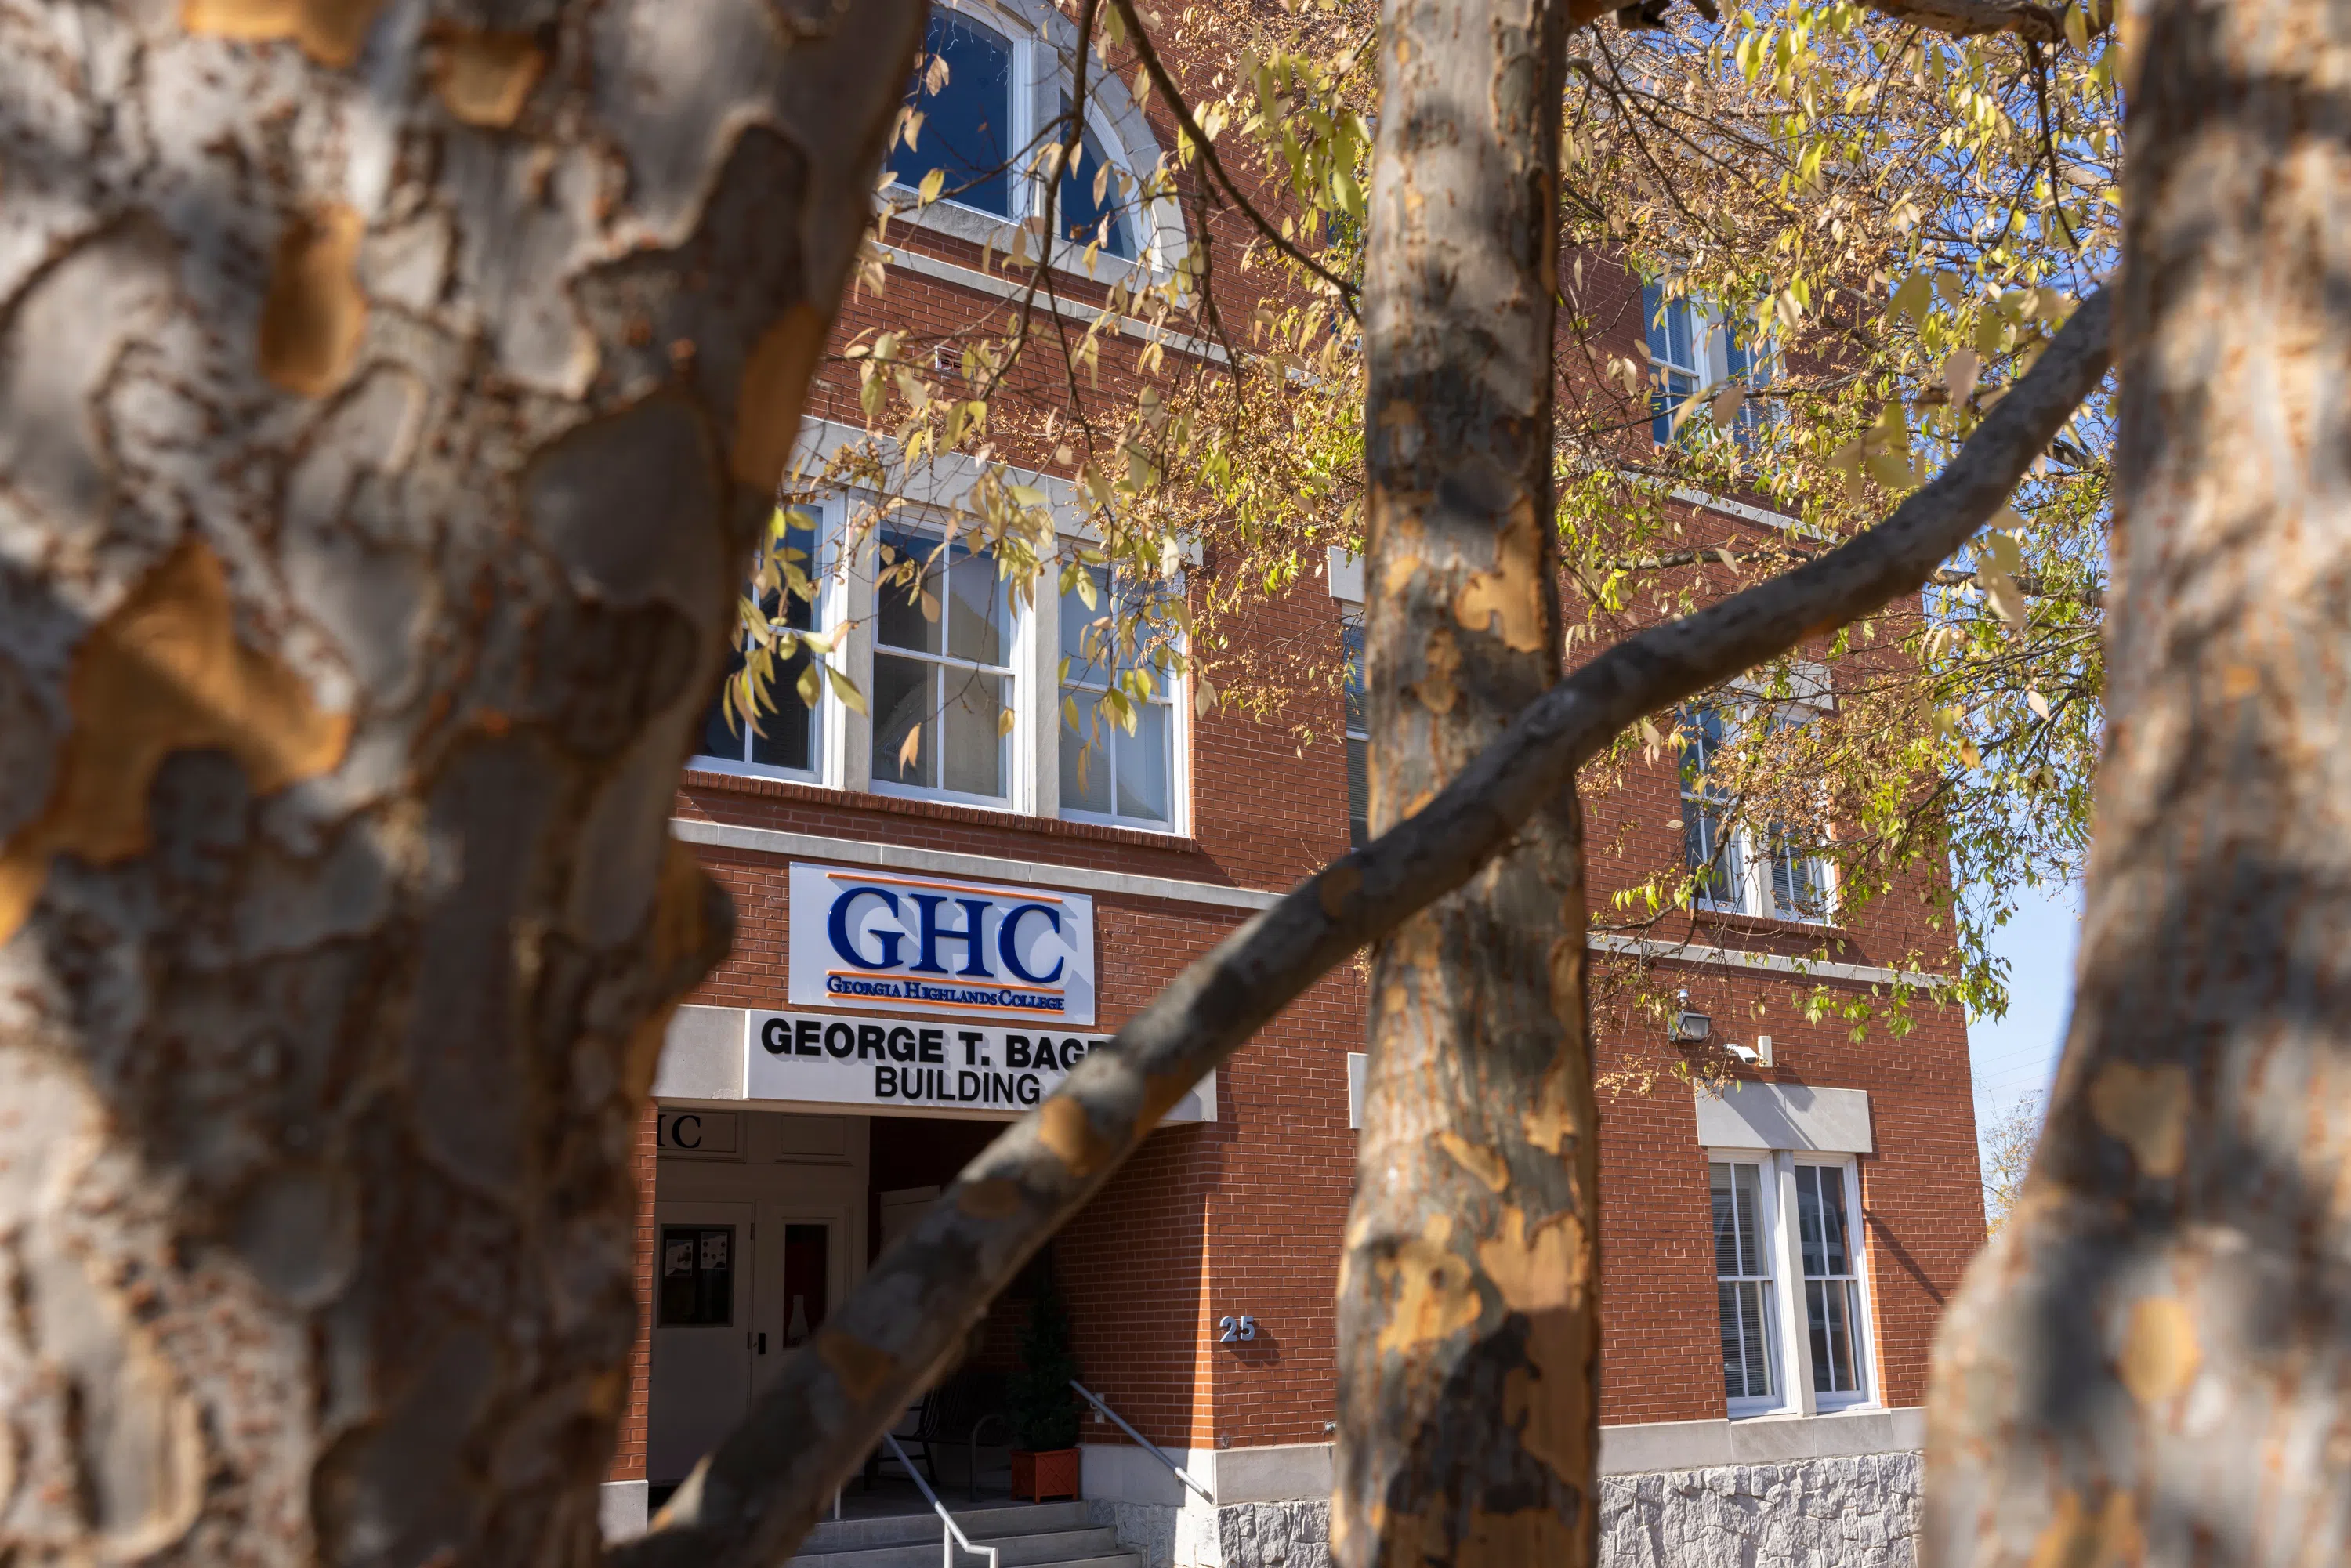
[671,820,1951,989]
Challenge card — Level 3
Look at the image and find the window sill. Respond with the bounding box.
[678,766,1205,856]
[1690,906,1854,945]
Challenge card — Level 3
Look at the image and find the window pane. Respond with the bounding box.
[948,549,1005,665]
[1060,690,1113,814]
[697,512,822,770]
[659,1226,734,1327]
[1116,700,1170,823]
[1809,1280,1861,1394]
[1734,1164,1763,1273]
[746,646,815,772]
[872,653,935,788]
[940,669,1006,798]
[1346,736,1369,849]
[1710,1163,1741,1275]
[1342,621,1367,735]
[1058,94,1132,257]
[1807,1168,1852,1276]
[904,11,1013,217]
[877,534,942,654]
[1061,567,1112,674]
[1719,1280,1775,1402]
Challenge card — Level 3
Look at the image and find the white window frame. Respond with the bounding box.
[1643,284,1777,448]
[864,516,1034,814]
[1342,614,1369,849]
[892,0,1178,275]
[1054,557,1189,835]
[1791,1155,1876,1413]
[690,496,851,791]
[1706,1148,1878,1419]
[1677,692,1838,925]
[1711,1154,1784,1418]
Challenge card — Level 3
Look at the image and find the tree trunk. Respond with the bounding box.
[1333,1,1598,1563]
[1925,1,2351,1560]
[0,2,918,1561]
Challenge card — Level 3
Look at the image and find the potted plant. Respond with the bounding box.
[1006,1276,1082,1501]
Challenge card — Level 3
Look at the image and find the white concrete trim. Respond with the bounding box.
[1697,1082,1875,1156]
[670,817,1280,912]
[1665,484,1812,535]
[1588,931,1947,990]
[879,244,1228,364]
[672,820,1952,987]
[598,1479,648,1543]
[653,1005,1216,1122]
[1075,1410,1923,1507]
[1598,1405,1925,1476]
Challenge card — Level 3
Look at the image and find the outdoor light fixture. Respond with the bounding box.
[1671,989,1712,1045]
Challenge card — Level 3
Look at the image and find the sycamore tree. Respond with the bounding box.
[0,0,2330,1565]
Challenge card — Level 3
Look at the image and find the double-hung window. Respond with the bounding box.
[696,505,828,783]
[1795,1162,1866,1398]
[1708,1153,1875,1415]
[1713,1160,1780,1409]
[1680,704,1743,911]
[1677,701,1835,922]
[1644,284,1776,450]
[1646,287,1708,445]
[1058,563,1179,830]
[871,527,1016,806]
[1342,617,1369,848]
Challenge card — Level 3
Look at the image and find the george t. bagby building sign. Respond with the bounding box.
[787,861,1097,1027]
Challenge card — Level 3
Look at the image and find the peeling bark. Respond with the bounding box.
[0,1,920,1561]
[1925,3,2351,1563]
[1331,0,1598,1564]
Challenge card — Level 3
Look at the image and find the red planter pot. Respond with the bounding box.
[1010,1447,1081,1502]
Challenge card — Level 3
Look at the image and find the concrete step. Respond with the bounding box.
[798,1501,1092,1554]
[793,1502,1102,1566]
[800,1527,1122,1568]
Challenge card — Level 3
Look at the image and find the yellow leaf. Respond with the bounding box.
[2026,689,2052,720]
[824,664,868,715]
[1943,348,1982,405]
[1710,384,1746,429]
[917,167,945,206]
[998,708,1016,737]
[897,722,924,771]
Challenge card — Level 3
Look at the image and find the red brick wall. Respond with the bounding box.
[652,731,1979,1454]
[610,1103,657,1483]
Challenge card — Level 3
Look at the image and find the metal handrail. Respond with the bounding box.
[880,1432,1002,1568]
[1068,1380,1215,1505]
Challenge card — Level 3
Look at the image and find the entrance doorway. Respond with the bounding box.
[649,1109,868,1486]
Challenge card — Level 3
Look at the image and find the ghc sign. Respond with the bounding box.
[787,862,1096,1027]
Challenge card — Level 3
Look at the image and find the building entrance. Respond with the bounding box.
[648,1107,869,1485]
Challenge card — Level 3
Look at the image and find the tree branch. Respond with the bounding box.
[605,287,2110,1568]
[1860,0,2067,44]
[1103,0,1363,315]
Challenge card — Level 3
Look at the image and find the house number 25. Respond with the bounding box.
[1218,1315,1257,1343]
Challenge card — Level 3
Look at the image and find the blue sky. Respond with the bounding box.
[1968,879,2081,1122]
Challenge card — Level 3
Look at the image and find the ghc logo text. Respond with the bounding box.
[828,885,1064,984]
[787,862,1098,1027]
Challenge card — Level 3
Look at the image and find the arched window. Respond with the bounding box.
[904,9,1018,219]
[1057,93,1131,258]
[897,3,1165,269]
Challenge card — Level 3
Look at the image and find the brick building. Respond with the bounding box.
[600,2,1982,1562]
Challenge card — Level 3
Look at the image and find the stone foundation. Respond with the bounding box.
[1087,1452,1920,1568]
[1599,1452,1921,1567]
